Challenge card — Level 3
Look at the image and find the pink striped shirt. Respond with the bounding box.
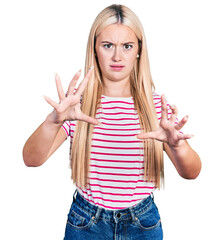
[62,93,172,210]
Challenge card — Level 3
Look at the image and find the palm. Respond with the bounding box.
[44,67,99,125]
[137,95,193,147]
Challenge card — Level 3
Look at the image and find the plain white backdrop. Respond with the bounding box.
[1,0,223,239]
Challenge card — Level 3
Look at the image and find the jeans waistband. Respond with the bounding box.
[73,190,154,224]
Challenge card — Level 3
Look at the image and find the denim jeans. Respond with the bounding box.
[64,190,163,240]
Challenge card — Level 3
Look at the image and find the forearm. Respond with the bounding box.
[23,112,62,167]
[164,141,202,179]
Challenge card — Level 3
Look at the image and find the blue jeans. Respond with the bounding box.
[64,190,163,240]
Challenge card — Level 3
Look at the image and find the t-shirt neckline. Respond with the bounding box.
[101,94,133,100]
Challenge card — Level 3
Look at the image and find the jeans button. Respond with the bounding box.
[116,212,121,218]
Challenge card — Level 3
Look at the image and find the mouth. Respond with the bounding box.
[110,65,125,71]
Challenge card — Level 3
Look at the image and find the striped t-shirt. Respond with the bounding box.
[62,93,170,210]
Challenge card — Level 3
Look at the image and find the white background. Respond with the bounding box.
[0,0,223,239]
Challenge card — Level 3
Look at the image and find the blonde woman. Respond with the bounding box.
[23,4,201,239]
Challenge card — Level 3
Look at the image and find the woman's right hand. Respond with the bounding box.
[44,67,100,125]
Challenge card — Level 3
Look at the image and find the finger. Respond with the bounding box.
[170,104,178,122]
[75,66,94,97]
[179,133,194,140]
[175,115,188,131]
[161,94,168,120]
[136,131,158,139]
[67,69,81,96]
[44,95,58,109]
[55,73,65,102]
[79,113,101,125]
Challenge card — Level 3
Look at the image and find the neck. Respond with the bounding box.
[102,77,131,98]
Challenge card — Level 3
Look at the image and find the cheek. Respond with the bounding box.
[96,52,109,69]
[125,54,138,69]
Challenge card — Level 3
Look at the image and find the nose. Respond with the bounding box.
[112,46,122,62]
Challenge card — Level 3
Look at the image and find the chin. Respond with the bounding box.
[106,72,130,82]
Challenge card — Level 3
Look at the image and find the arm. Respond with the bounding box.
[137,94,201,179]
[23,114,67,167]
[164,141,201,179]
[23,67,99,167]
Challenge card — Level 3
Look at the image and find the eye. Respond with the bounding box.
[123,44,133,50]
[103,43,113,49]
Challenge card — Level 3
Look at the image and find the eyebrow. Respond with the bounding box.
[101,41,136,44]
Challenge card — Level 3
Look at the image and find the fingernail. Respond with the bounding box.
[89,66,94,71]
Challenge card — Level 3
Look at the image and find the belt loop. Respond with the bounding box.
[129,207,137,223]
[151,192,154,201]
[73,189,78,200]
[93,207,102,224]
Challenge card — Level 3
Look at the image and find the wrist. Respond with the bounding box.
[168,140,187,152]
[45,111,64,127]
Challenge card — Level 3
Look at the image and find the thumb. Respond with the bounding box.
[79,113,101,125]
[136,131,158,139]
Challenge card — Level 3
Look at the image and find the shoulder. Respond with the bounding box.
[152,92,172,120]
[152,92,171,108]
[61,120,76,138]
[152,92,162,106]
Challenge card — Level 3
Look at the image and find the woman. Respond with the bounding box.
[23,4,201,239]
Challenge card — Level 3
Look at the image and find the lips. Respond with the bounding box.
[110,65,125,71]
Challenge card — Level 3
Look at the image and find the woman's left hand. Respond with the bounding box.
[137,95,193,147]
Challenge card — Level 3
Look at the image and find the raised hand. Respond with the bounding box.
[137,95,193,147]
[44,67,100,125]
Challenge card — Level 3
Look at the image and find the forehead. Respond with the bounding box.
[96,24,138,43]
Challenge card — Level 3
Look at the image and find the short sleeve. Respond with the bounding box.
[153,93,178,124]
[61,121,71,138]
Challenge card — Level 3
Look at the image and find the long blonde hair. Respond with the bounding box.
[71,4,164,189]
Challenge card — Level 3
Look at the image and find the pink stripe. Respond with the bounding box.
[93,200,128,209]
[101,122,139,126]
[65,121,70,128]
[96,111,137,116]
[91,158,144,164]
[101,101,134,105]
[90,177,145,183]
[92,138,141,143]
[98,106,136,110]
[79,188,153,197]
[154,101,161,105]
[90,171,144,176]
[93,127,141,131]
[90,184,153,190]
[156,110,172,115]
[62,125,69,136]
[91,145,143,150]
[91,151,144,157]
[91,164,144,170]
[96,204,129,210]
[92,196,141,203]
[100,117,139,121]
[93,132,138,137]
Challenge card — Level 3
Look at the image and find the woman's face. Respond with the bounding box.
[95,24,139,84]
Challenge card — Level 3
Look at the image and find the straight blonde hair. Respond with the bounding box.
[71,4,164,189]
